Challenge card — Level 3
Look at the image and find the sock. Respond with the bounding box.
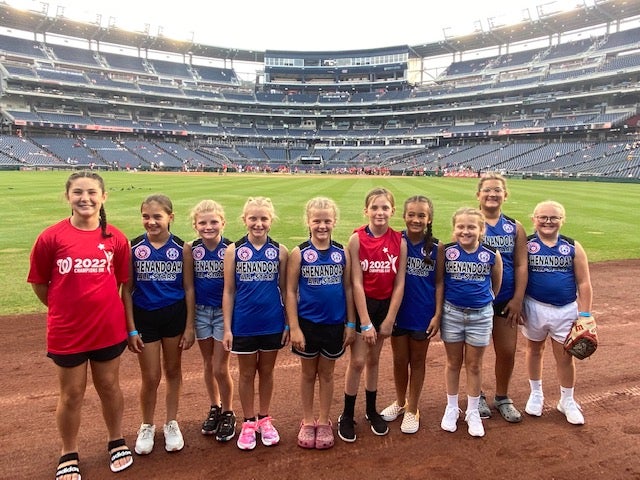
[365,389,378,416]
[529,379,542,393]
[495,395,509,402]
[243,417,256,423]
[343,393,356,418]
[467,395,480,412]
[447,394,459,409]
[258,413,268,420]
[560,386,574,402]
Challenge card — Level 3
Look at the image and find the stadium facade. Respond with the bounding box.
[0,0,639,179]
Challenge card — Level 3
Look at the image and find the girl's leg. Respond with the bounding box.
[551,339,584,424]
[137,340,162,424]
[524,338,546,416]
[256,350,279,416]
[236,353,258,419]
[300,357,319,425]
[443,342,464,395]
[161,335,183,423]
[364,337,386,392]
[344,336,366,396]
[406,337,429,414]
[197,338,219,406]
[212,339,233,412]
[492,316,518,397]
[464,344,486,398]
[317,357,337,425]
[56,362,88,455]
[390,335,410,407]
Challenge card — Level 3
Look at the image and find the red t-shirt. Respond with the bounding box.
[355,225,402,300]
[27,219,130,355]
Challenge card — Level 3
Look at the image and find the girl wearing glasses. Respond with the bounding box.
[522,200,593,425]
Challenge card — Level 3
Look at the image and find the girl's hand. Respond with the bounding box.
[222,331,233,352]
[179,327,195,350]
[127,334,144,354]
[290,327,305,351]
[502,299,525,327]
[361,325,377,345]
[426,317,440,339]
[378,319,393,338]
[343,327,356,348]
[281,327,290,347]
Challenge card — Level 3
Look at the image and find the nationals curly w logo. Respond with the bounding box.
[57,256,73,275]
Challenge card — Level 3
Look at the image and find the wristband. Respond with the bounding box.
[360,323,374,332]
[128,330,139,337]
[284,324,290,331]
[345,322,356,329]
[578,312,591,317]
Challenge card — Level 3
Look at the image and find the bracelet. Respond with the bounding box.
[360,323,374,332]
[578,312,591,317]
[345,322,356,329]
[284,324,290,331]
[128,330,139,337]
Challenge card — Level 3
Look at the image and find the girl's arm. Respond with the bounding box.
[121,250,144,353]
[31,283,48,306]
[347,232,376,344]
[278,243,290,346]
[285,247,304,350]
[379,237,407,338]
[504,220,528,326]
[428,241,446,339]
[180,242,196,350]
[491,250,503,299]
[342,246,356,348]
[573,240,593,314]
[221,243,237,352]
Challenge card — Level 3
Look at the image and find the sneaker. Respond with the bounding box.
[134,423,155,455]
[216,411,237,442]
[201,405,221,435]
[441,406,461,433]
[400,410,420,434]
[478,392,492,419]
[525,391,545,417]
[257,416,280,446]
[237,420,257,450]
[315,422,334,450]
[163,420,184,452]
[465,409,485,437]
[380,400,406,422]
[365,411,389,436]
[297,422,316,449]
[337,414,356,443]
[557,398,585,425]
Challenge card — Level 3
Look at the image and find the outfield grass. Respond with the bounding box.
[1,171,638,315]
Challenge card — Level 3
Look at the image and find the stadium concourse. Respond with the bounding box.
[0,2,640,180]
[2,259,639,479]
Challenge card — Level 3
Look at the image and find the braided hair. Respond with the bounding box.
[65,171,112,238]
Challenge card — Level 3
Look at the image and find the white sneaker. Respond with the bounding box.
[381,400,406,422]
[400,410,420,434]
[440,406,461,432]
[465,409,485,437]
[135,423,155,455]
[525,391,544,417]
[163,420,185,452]
[557,398,585,425]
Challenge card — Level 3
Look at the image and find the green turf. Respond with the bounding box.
[1,171,638,315]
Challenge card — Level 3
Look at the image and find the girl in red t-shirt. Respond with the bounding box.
[28,171,133,480]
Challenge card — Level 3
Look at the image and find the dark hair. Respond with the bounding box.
[403,195,435,264]
[66,171,111,238]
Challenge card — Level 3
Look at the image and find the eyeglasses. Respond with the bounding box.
[480,187,504,193]
[535,215,563,223]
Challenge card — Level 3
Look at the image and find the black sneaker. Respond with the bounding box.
[337,414,356,443]
[201,405,221,435]
[365,411,389,436]
[215,411,237,442]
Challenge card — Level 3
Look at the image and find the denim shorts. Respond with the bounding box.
[195,304,224,342]
[440,301,493,347]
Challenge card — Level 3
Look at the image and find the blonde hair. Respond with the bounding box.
[242,196,277,221]
[190,199,226,226]
[364,187,395,208]
[452,207,486,239]
[532,200,566,219]
[304,196,339,225]
[477,172,507,193]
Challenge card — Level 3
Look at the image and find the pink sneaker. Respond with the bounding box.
[236,420,257,450]
[257,416,280,446]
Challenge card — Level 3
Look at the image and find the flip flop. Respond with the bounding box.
[494,397,522,423]
[108,439,133,473]
[56,452,81,480]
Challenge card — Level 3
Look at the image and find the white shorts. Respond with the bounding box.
[521,295,577,343]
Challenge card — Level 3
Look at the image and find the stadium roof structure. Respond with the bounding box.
[0,0,639,62]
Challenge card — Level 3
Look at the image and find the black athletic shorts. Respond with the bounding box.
[391,326,429,341]
[133,299,187,343]
[231,332,284,354]
[356,296,391,333]
[291,317,345,360]
[48,340,127,368]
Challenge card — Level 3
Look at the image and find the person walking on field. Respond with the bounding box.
[28,171,134,480]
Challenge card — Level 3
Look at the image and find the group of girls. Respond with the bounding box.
[29,171,592,480]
